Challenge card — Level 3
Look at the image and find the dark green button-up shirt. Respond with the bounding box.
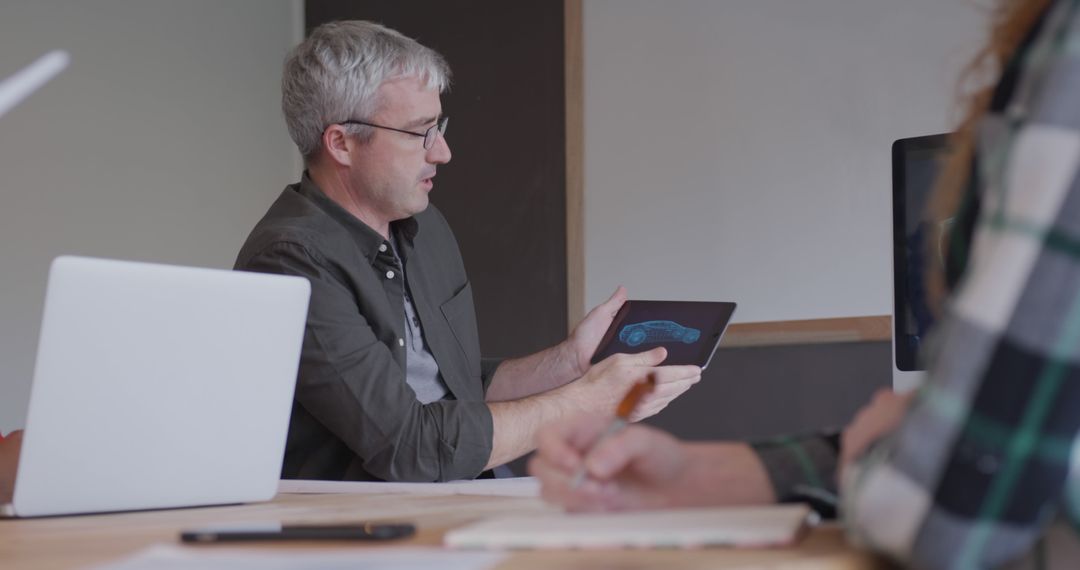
[235,174,499,482]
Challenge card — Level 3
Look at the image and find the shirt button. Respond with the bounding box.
[379,243,388,253]
[386,270,395,279]
[398,338,405,347]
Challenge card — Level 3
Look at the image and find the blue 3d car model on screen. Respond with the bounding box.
[618,321,701,347]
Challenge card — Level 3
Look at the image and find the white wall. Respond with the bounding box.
[583,0,987,323]
[0,1,301,433]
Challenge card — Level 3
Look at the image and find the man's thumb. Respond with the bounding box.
[631,346,667,366]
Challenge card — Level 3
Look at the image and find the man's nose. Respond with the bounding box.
[426,131,451,164]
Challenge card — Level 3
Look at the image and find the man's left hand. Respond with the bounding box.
[566,286,628,377]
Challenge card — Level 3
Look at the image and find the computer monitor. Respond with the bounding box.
[892,133,951,391]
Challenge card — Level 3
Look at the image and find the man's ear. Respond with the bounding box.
[321,125,354,167]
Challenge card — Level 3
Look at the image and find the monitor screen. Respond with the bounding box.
[892,134,951,372]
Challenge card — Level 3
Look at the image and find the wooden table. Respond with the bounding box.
[0,492,884,569]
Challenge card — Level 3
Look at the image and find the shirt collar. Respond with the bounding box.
[297,172,420,265]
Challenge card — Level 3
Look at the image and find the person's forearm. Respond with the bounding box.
[485,384,582,469]
[669,442,777,507]
[485,341,581,402]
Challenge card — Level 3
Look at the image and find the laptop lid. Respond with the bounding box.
[891,134,951,391]
[9,256,309,517]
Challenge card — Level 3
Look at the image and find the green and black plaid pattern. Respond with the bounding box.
[843,1,1080,568]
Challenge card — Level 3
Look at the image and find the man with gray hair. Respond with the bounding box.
[236,21,701,482]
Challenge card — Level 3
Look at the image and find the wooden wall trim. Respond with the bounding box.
[721,315,891,348]
[565,0,585,331]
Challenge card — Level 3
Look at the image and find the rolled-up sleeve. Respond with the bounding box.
[752,432,840,517]
[243,242,493,482]
[480,358,504,393]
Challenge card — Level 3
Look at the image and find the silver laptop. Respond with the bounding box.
[1,256,309,517]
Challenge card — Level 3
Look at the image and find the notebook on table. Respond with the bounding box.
[444,504,812,549]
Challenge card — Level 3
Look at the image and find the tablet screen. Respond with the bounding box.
[589,300,737,368]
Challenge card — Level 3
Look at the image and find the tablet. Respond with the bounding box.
[589,300,737,369]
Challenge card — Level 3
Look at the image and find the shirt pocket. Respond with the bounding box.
[440,281,482,379]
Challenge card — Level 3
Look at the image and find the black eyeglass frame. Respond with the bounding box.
[337,115,448,150]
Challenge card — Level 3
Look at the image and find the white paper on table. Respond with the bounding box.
[90,544,506,570]
[277,476,539,497]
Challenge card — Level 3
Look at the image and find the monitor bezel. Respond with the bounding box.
[891,133,950,387]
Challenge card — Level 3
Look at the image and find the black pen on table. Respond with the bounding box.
[570,373,657,489]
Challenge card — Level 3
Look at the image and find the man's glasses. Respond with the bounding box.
[339,115,449,150]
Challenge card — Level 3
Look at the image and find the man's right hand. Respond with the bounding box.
[570,347,701,421]
[484,347,700,470]
[0,429,24,503]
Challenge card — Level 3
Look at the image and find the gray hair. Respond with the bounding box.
[281,21,451,159]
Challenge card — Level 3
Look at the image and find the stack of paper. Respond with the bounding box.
[444,504,811,549]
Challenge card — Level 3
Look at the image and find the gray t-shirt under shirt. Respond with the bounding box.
[391,236,450,404]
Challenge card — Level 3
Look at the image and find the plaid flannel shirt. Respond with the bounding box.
[842,1,1080,568]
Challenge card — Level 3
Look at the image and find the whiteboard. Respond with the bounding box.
[582,0,987,323]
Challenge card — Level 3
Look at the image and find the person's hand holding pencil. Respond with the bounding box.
[529,396,694,512]
[529,374,776,512]
[568,373,658,489]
